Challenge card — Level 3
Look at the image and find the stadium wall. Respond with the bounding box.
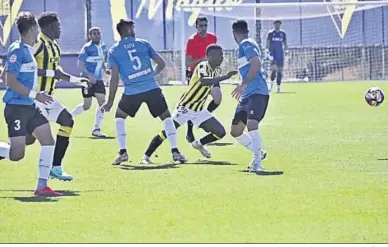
[0,0,387,89]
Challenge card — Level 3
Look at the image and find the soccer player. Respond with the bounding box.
[31,12,90,181]
[141,45,236,164]
[101,19,186,165]
[185,16,221,143]
[0,12,62,196]
[231,20,269,173]
[266,20,288,93]
[70,27,109,138]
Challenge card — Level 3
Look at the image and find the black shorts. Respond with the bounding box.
[82,80,106,98]
[4,104,48,137]
[118,88,168,118]
[232,94,269,125]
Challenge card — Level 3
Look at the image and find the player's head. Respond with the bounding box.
[232,19,249,44]
[16,12,40,42]
[274,20,281,30]
[116,19,135,38]
[195,16,208,36]
[38,12,61,39]
[89,27,101,44]
[206,44,223,67]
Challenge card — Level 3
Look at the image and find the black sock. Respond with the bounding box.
[145,131,166,157]
[53,135,70,167]
[207,100,219,113]
[270,71,276,81]
[276,72,282,85]
[199,133,219,146]
[187,121,194,137]
[119,149,127,155]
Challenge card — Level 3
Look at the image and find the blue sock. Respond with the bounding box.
[37,178,47,190]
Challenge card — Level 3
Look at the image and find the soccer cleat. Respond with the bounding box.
[34,187,62,196]
[247,151,267,170]
[92,129,107,138]
[172,152,187,164]
[140,155,154,165]
[268,82,274,92]
[277,86,281,93]
[112,152,129,165]
[192,140,211,158]
[186,134,195,143]
[50,167,73,181]
[248,163,264,173]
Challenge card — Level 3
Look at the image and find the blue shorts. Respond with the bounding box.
[271,55,284,67]
[232,94,269,125]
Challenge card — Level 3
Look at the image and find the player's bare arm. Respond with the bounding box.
[4,71,53,104]
[186,55,205,68]
[54,67,90,87]
[232,57,261,99]
[101,66,119,112]
[152,53,166,76]
[200,70,238,86]
[77,60,96,83]
[283,32,288,51]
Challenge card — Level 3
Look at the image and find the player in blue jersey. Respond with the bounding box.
[0,12,62,196]
[266,20,288,93]
[231,20,270,173]
[101,19,186,165]
[71,27,109,138]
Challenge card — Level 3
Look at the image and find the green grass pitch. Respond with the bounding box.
[0,82,387,243]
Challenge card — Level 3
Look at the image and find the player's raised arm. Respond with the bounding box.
[241,43,262,86]
[283,31,288,51]
[102,48,119,112]
[148,43,165,75]
[200,69,237,86]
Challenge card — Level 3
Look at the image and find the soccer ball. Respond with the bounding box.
[365,87,385,106]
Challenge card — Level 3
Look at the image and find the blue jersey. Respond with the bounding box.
[237,38,268,99]
[107,37,159,95]
[3,41,37,105]
[267,30,286,56]
[78,41,108,80]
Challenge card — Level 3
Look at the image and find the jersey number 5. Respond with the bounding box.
[127,49,142,71]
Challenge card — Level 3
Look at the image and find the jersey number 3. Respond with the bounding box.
[127,49,142,71]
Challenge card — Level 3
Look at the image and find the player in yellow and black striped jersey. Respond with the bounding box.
[141,45,238,163]
[28,12,90,182]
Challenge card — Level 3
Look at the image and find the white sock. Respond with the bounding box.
[94,106,104,130]
[115,118,127,150]
[163,117,177,149]
[248,130,262,162]
[234,133,254,152]
[71,104,85,118]
[38,145,55,180]
[0,142,10,160]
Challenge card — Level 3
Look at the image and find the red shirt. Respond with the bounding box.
[185,32,217,72]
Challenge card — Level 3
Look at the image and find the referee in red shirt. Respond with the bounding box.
[185,16,221,143]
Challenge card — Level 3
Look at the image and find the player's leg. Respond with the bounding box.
[91,88,107,138]
[185,71,195,143]
[70,86,94,118]
[276,61,284,93]
[146,88,187,163]
[48,101,74,181]
[141,120,181,164]
[245,94,270,172]
[230,99,263,171]
[111,94,141,165]
[29,109,62,196]
[192,116,226,158]
[0,105,31,161]
[269,63,278,92]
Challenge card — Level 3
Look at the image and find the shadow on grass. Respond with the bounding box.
[186,160,238,166]
[120,163,179,171]
[73,136,115,140]
[0,190,103,203]
[240,169,284,176]
[207,142,234,147]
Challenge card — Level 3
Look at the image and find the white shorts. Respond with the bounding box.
[35,99,65,122]
[172,105,213,127]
